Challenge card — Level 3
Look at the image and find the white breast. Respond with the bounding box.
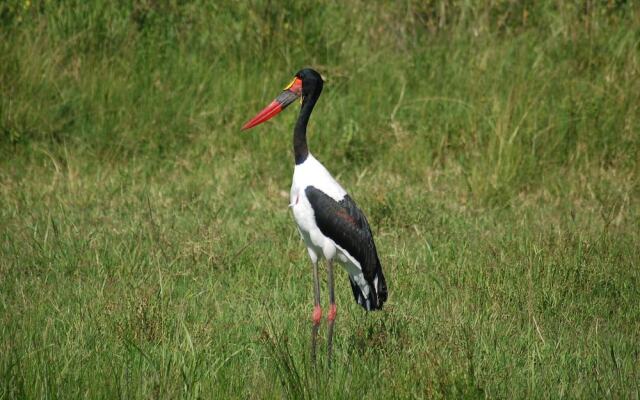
[290,154,346,204]
[289,154,346,259]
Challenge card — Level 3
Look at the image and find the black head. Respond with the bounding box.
[295,68,324,101]
[242,68,324,130]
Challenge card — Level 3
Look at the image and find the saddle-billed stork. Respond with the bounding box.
[242,68,388,363]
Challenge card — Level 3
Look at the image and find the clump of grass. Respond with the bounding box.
[261,324,311,399]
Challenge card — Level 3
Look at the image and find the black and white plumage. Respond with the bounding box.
[305,186,386,310]
[292,163,387,311]
[243,68,388,362]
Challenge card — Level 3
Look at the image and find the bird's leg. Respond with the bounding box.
[327,259,337,368]
[311,259,322,364]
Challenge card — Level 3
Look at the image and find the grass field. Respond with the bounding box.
[1,1,639,398]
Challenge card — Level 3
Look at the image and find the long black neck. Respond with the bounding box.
[293,83,321,165]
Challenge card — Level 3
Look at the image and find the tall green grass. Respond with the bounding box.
[1,1,639,398]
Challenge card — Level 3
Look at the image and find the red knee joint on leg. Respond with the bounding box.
[328,304,337,321]
[312,305,322,325]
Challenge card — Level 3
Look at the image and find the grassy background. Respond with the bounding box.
[1,1,639,398]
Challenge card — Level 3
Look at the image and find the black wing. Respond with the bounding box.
[305,186,387,310]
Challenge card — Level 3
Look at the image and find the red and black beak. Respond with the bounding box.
[242,77,303,130]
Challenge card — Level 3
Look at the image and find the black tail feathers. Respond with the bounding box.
[349,269,387,311]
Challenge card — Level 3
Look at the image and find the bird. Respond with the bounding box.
[242,68,387,364]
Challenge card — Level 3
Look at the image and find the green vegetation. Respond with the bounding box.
[1,1,639,398]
